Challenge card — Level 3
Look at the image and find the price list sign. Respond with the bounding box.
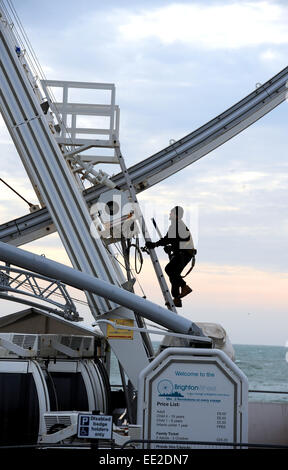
[138,348,248,449]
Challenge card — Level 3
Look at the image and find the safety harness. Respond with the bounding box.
[182,249,197,278]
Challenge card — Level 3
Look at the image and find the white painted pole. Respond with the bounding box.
[0,241,204,337]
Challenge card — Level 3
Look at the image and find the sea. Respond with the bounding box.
[110,343,288,403]
[233,344,288,403]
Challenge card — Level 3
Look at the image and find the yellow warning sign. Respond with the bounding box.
[107,319,134,340]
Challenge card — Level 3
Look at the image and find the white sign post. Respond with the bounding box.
[138,348,248,449]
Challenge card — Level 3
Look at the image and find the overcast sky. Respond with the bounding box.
[1,0,288,346]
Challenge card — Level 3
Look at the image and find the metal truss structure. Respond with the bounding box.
[0,264,80,321]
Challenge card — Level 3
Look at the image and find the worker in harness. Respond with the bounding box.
[145,206,196,307]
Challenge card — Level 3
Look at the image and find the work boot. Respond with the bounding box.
[180,285,193,298]
[173,297,182,307]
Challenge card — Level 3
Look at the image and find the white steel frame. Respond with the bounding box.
[41,79,120,157]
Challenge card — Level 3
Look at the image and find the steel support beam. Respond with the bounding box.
[0,241,204,338]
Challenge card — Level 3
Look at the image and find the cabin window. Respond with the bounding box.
[46,372,89,411]
[0,373,39,445]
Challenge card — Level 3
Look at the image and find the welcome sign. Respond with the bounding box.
[137,348,248,449]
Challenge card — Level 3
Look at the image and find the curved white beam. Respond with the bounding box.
[1,66,287,246]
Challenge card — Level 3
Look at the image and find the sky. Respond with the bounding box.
[0,0,288,346]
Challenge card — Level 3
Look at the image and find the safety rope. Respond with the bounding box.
[0,177,33,207]
[181,254,196,278]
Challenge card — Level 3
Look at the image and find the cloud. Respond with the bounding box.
[259,48,284,62]
[198,171,288,194]
[119,1,288,49]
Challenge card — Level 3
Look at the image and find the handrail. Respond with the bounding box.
[0,439,287,450]
[120,438,288,449]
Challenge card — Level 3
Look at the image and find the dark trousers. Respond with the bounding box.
[165,251,192,298]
